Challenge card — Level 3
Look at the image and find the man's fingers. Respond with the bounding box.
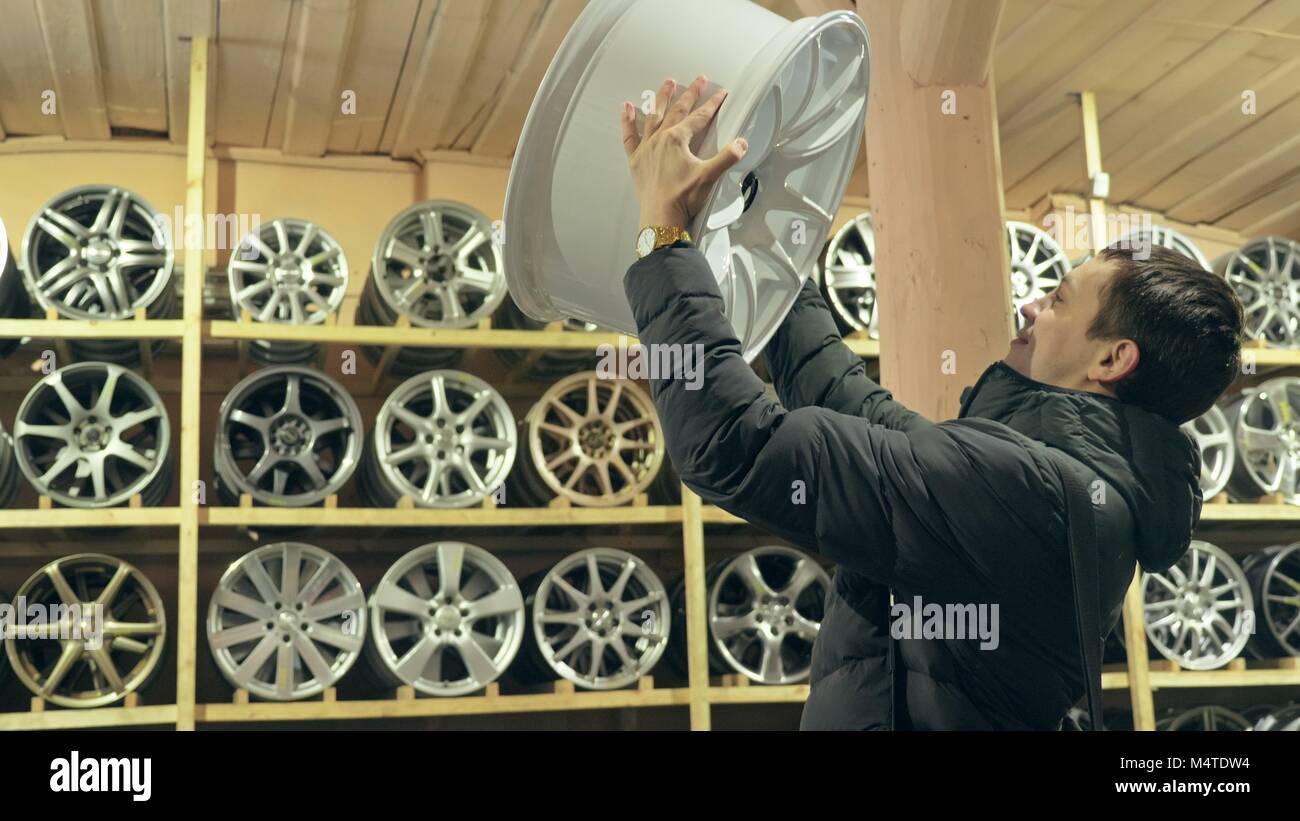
[681,88,728,139]
[661,74,708,132]
[699,138,749,187]
[644,78,676,138]
[621,102,640,158]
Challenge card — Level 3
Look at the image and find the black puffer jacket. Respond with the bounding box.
[624,246,1201,730]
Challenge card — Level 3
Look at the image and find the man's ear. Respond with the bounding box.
[1091,339,1139,386]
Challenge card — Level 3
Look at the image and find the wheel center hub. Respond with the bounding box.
[586,601,617,633]
[272,256,307,288]
[433,604,461,631]
[425,254,454,282]
[270,416,311,455]
[578,420,614,458]
[74,417,111,451]
[84,238,117,268]
[278,610,299,629]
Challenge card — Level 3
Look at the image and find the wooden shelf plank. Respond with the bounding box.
[203,321,884,358]
[0,704,178,731]
[0,319,185,339]
[206,320,637,350]
[197,687,692,722]
[0,507,182,528]
[707,685,809,705]
[1148,667,1300,689]
[1198,503,1300,521]
[201,505,683,527]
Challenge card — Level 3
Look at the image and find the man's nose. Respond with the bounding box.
[1020,299,1040,326]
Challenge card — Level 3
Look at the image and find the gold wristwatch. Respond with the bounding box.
[636,225,692,259]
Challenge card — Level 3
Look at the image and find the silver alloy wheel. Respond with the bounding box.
[0,421,22,509]
[21,185,174,320]
[1159,705,1253,731]
[1142,540,1253,670]
[207,543,366,700]
[529,548,669,690]
[821,211,877,337]
[367,542,524,696]
[215,367,363,506]
[709,546,830,684]
[1217,236,1300,349]
[370,200,506,328]
[229,218,347,325]
[4,554,166,708]
[1118,225,1211,271]
[525,372,664,507]
[368,371,516,508]
[13,363,171,508]
[1181,405,1234,500]
[1006,221,1071,330]
[1249,544,1300,656]
[1223,378,1300,503]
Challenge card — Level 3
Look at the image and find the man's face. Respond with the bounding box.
[1003,256,1121,390]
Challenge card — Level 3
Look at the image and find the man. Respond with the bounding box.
[619,76,1245,729]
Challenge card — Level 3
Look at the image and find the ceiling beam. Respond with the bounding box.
[269,0,358,156]
[471,0,586,159]
[34,0,111,140]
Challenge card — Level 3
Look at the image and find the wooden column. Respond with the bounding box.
[859,0,1010,421]
[1121,567,1157,730]
[176,34,209,732]
[1078,91,1110,254]
[680,487,711,730]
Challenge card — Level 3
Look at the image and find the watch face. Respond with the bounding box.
[637,228,656,257]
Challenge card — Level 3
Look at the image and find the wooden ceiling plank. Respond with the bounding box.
[0,0,58,136]
[997,0,1158,129]
[34,0,111,140]
[162,0,216,144]
[1000,0,1237,201]
[470,0,586,159]
[264,0,358,156]
[375,0,440,155]
[446,0,547,151]
[94,0,168,133]
[213,0,294,147]
[326,0,421,154]
[1002,0,1292,207]
[385,1,492,160]
[992,0,1098,118]
[1221,171,1300,236]
[1155,92,1300,222]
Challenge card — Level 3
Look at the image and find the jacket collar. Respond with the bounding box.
[959,362,1201,572]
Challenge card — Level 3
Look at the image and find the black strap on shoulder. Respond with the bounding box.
[1050,454,1105,732]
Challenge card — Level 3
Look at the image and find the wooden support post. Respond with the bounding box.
[680,485,711,730]
[134,308,154,379]
[859,0,1010,421]
[176,34,210,732]
[1121,567,1156,730]
[1078,91,1109,255]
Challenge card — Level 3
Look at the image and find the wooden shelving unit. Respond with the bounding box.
[2,43,1297,737]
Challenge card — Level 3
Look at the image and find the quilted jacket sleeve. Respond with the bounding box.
[764,277,931,433]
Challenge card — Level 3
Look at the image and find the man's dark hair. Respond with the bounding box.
[1089,243,1245,425]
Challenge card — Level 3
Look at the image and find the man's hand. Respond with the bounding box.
[621,74,749,231]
